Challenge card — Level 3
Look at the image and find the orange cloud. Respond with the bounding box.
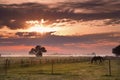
[64,41,119,49]
[45,46,62,52]
[0,45,33,52]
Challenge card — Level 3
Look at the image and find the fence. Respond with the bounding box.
[0,57,90,75]
[0,56,119,79]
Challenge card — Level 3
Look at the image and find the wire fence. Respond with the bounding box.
[0,57,90,75]
[0,57,119,80]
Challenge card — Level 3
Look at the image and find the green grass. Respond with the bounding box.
[0,57,120,80]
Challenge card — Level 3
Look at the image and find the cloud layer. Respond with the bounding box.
[0,0,120,29]
[0,0,120,55]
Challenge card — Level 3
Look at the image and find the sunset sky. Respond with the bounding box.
[0,0,120,56]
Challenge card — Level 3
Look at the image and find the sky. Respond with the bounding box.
[0,0,120,56]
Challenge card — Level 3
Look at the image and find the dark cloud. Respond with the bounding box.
[0,32,119,46]
[58,0,120,12]
[0,0,120,29]
[15,32,43,38]
[0,2,49,29]
[54,0,120,21]
[68,0,120,11]
[104,19,120,25]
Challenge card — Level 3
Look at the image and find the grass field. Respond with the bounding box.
[0,56,120,80]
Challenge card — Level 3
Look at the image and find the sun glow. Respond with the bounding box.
[28,24,58,33]
[26,19,60,33]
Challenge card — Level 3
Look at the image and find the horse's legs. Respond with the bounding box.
[91,59,93,64]
[99,58,104,64]
[95,60,97,64]
[91,59,95,64]
[99,59,101,64]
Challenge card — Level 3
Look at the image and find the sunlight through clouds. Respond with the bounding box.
[25,19,61,34]
[0,0,120,55]
[51,19,120,36]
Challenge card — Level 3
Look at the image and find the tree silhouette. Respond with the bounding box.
[112,45,120,56]
[29,45,47,57]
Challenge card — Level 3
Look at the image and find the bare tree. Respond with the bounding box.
[29,45,47,57]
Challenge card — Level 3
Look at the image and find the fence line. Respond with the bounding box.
[0,57,118,76]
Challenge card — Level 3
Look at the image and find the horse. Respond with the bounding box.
[91,56,104,64]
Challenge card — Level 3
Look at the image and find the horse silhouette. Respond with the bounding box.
[91,56,104,64]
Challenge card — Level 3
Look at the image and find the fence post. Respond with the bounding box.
[108,59,112,76]
[20,59,24,67]
[4,59,9,75]
[30,59,33,66]
[51,60,54,74]
[39,59,41,64]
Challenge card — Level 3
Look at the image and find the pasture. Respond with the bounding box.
[0,56,120,80]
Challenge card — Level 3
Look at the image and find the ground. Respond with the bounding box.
[0,56,120,80]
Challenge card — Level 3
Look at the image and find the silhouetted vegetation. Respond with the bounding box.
[29,45,47,57]
[112,45,120,56]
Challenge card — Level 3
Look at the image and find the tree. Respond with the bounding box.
[29,45,47,57]
[112,45,120,56]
